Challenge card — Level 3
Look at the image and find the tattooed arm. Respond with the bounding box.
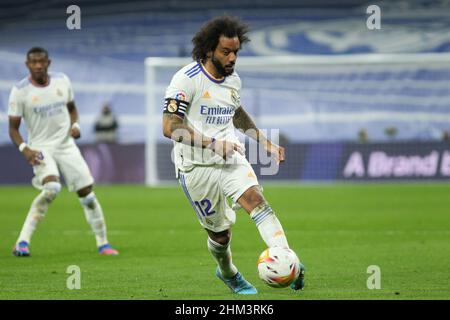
[162,113,243,159]
[233,106,285,163]
[162,113,209,147]
[233,106,266,143]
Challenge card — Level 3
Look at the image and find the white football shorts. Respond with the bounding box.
[31,143,94,192]
[178,159,259,232]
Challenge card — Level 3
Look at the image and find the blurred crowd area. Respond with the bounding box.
[0,0,449,145]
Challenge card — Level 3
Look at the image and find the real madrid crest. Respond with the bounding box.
[168,99,178,113]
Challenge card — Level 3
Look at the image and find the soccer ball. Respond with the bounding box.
[257,247,300,288]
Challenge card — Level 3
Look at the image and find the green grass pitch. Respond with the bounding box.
[0,183,449,299]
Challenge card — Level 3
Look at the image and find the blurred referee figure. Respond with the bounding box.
[8,47,119,256]
[162,16,305,294]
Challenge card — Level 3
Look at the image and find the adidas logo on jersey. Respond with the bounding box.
[202,91,211,99]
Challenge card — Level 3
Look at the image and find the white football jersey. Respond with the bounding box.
[165,61,245,172]
[8,72,75,149]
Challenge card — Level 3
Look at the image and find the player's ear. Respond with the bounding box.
[47,59,52,67]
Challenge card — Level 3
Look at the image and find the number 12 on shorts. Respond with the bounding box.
[194,199,215,216]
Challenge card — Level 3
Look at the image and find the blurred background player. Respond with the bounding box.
[8,47,119,257]
[94,103,119,143]
[162,16,305,294]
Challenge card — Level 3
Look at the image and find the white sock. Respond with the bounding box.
[79,192,108,247]
[207,237,238,279]
[17,182,61,244]
[250,203,289,248]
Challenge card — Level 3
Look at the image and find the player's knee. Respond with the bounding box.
[77,185,93,198]
[248,190,265,209]
[210,231,231,246]
[42,181,61,202]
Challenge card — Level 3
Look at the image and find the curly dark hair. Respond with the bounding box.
[192,15,250,62]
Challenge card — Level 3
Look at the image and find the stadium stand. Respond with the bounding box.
[0,0,449,146]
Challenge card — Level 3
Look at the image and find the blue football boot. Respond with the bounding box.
[13,241,30,257]
[215,267,258,294]
[290,262,306,291]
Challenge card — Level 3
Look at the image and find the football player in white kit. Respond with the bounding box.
[8,47,119,256]
[162,16,305,294]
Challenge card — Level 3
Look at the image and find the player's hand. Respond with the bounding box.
[264,141,285,164]
[22,148,43,166]
[210,139,244,160]
[70,126,81,139]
